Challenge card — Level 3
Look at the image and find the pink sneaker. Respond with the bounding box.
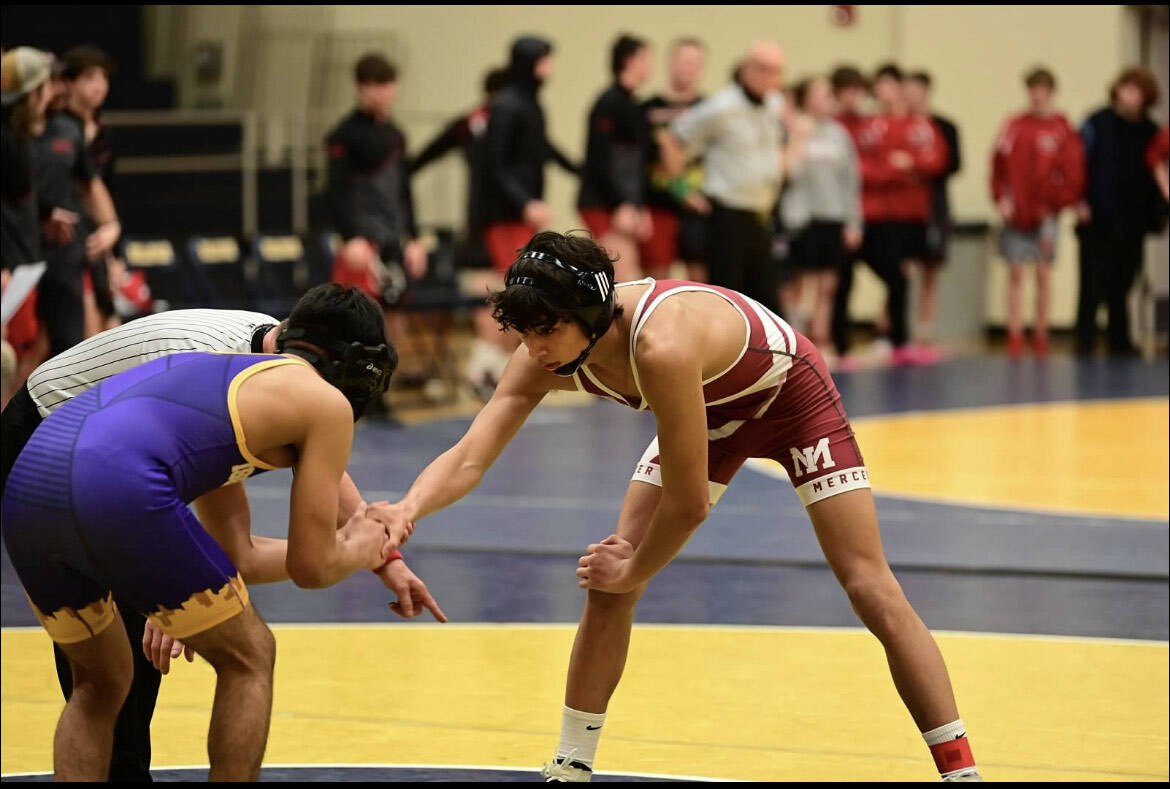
[910,342,946,366]
[892,345,917,367]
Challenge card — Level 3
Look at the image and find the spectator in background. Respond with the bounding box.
[642,37,709,282]
[482,36,578,275]
[60,45,119,338]
[325,53,427,412]
[326,53,426,298]
[779,75,861,358]
[34,48,121,360]
[659,40,786,313]
[991,67,1085,358]
[578,34,653,282]
[855,63,948,366]
[409,67,514,400]
[1148,123,1169,203]
[1075,66,1162,356]
[904,70,961,357]
[828,64,871,364]
[410,67,508,243]
[2,48,57,394]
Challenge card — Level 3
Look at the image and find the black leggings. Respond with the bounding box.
[1075,223,1143,354]
[37,239,87,358]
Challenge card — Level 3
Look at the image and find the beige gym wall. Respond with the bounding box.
[151,5,1148,329]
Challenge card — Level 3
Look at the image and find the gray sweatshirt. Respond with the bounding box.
[781,117,861,231]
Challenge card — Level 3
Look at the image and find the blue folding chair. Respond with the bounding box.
[122,238,200,313]
[252,235,310,318]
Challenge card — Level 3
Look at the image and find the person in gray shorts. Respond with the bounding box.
[1000,215,1059,266]
[991,67,1085,358]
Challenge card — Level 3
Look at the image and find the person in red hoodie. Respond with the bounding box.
[855,64,948,365]
[991,67,1085,358]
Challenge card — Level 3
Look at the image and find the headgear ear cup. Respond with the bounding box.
[275,326,395,420]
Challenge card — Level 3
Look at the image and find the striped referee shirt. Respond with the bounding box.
[27,309,279,417]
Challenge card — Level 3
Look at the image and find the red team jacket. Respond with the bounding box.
[991,113,1085,230]
[853,113,949,223]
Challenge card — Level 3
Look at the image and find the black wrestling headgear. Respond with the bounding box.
[505,250,615,376]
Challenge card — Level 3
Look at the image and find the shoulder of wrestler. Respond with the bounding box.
[634,303,704,376]
[261,362,351,421]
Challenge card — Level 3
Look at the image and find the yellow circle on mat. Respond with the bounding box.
[2,625,1166,782]
[750,398,1169,519]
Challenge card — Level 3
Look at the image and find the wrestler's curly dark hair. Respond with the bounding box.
[487,230,624,335]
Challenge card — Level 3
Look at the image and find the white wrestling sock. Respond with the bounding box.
[556,705,606,768]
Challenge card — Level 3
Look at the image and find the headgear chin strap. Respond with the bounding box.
[275,326,396,420]
[505,251,615,376]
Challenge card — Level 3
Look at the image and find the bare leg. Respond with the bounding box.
[808,488,960,729]
[1006,265,1025,340]
[1034,263,1051,344]
[82,290,103,339]
[917,265,939,344]
[685,261,709,283]
[563,481,660,712]
[780,276,804,330]
[601,231,642,283]
[54,613,133,781]
[181,606,276,781]
[810,270,840,348]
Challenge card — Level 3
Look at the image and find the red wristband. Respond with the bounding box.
[373,550,403,573]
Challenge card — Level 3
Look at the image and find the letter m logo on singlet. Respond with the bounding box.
[790,438,836,478]
[223,463,256,487]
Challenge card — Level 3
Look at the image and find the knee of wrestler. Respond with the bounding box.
[843,572,909,635]
[213,619,276,678]
[249,622,277,676]
[71,650,133,712]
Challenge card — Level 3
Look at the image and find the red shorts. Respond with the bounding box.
[579,208,611,241]
[580,207,680,274]
[632,332,868,507]
[484,222,535,274]
[5,290,40,358]
[642,207,679,272]
[331,250,382,303]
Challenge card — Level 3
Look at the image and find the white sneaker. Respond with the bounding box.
[540,751,593,782]
[941,768,983,781]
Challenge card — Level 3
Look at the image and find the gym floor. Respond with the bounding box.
[3,353,1167,781]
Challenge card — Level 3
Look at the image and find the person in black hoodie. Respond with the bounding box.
[903,70,961,358]
[326,53,426,305]
[409,66,509,247]
[34,53,121,360]
[325,53,430,416]
[482,36,577,275]
[408,67,514,399]
[577,34,653,281]
[60,45,120,338]
[1074,66,1162,356]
